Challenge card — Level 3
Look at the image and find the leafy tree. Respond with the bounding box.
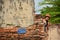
[39,0,60,24]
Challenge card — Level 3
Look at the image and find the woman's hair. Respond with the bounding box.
[45,16,50,19]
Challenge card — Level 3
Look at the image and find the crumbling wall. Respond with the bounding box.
[0,0,34,28]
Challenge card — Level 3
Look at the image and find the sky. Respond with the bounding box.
[34,0,44,14]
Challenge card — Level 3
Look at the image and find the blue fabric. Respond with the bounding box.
[17,28,26,34]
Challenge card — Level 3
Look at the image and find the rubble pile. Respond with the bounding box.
[0,24,47,40]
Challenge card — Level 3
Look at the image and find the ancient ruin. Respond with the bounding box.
[0,0,35,28]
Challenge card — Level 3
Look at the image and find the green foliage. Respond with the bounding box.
[39,0,60,24]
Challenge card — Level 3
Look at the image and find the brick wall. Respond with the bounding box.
[0,24,46,40]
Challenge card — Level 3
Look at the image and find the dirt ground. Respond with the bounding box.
[48,25,60,40]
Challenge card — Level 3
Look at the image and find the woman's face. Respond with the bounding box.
[45,17,50,20]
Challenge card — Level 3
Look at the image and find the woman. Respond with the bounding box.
[43,14,50,33]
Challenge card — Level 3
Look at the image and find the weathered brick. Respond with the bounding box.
[0,24,48,40]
